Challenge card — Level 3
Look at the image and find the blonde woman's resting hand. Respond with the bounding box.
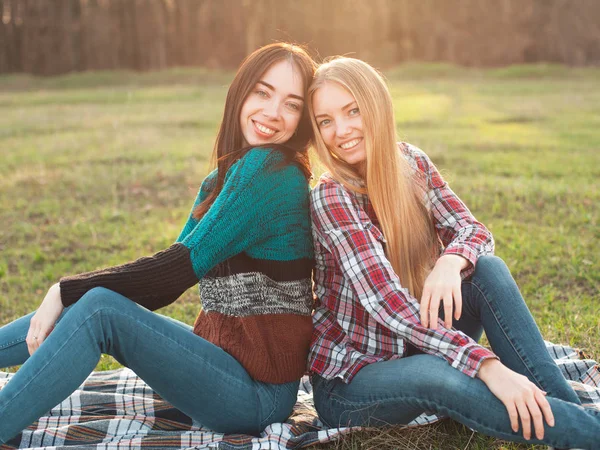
[420,254,468,329]
[27,283,64,355]
[477,359,554,441]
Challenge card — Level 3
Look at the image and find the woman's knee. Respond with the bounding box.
[67,288,137,353]
[475,255,507,272]
[472,256,513,286]
[74,287,132,316]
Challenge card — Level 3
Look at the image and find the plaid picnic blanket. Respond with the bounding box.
[1,341,598,450]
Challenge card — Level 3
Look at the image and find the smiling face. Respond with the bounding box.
[239,60,305,147]
[312,81,366,169]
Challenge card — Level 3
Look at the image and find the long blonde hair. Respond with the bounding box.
[308,57,438,299]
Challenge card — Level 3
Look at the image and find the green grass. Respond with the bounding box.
[0,65,598,449]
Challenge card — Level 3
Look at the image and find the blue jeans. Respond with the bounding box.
[0,287,298,443]
[312,256,600,449]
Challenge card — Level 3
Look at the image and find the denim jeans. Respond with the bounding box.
[312,256,600,449]
[0,287,298,443]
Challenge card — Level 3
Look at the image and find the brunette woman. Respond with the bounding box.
[0,43,315,443]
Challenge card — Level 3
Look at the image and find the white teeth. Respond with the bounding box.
[255,122,276,135]
[340,139,360,149]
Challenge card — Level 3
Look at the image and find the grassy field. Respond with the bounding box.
[0,64,598,449]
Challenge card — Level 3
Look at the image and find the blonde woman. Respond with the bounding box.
[306,57,599,449]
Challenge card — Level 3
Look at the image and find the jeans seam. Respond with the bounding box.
[467,279,543,388]
[0,335,26,350]
[314,380,337,428]
[258,384,281,430]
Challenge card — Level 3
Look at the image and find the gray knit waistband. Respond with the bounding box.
[198,272,313,317]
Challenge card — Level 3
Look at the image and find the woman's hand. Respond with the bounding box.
[27,283,64,355]
[420,254,468,329]
[478,359,554,440]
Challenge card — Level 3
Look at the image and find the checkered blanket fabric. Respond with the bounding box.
[0,341,598,450]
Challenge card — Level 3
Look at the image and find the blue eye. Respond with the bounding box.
[287,102,301,112]
[318,119,331,127]
[256,90,268,98]
[349,107,360,116]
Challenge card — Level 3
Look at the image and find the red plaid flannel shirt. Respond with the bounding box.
[308,143,498,383]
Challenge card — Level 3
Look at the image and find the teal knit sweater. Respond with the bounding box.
[60,148,314,383]
[176,148,313,275]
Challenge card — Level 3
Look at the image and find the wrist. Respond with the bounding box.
[477,358,501,381]
[47,283,63,304]
[436,254,469,271]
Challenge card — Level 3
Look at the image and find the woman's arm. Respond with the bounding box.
[311,181,498,379]
[26,174,220,354]
[59,149,305,310]
[402,143,495,328]
[26,283,63,355]
[404,142,495,278]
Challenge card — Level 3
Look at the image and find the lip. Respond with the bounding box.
[338,137,363,151]
[252,119,278,139]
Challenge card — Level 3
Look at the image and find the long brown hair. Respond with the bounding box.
[308,57,438,299]
[193,43,316,220]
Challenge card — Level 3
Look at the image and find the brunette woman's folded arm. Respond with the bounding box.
[60,148,302,310]
[310,181,499,378]
[402,143,495,278]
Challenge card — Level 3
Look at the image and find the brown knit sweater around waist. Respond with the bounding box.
[193,311,313,383]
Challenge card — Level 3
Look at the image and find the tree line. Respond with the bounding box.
[1,0,599,75]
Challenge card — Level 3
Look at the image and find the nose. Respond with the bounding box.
[262,98,281,120]
[335,118,352,137]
